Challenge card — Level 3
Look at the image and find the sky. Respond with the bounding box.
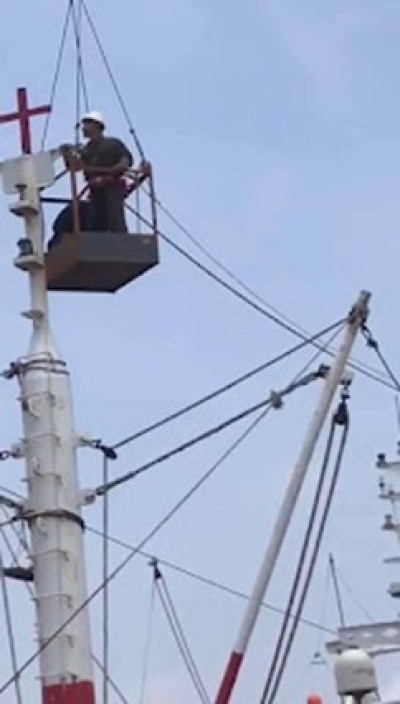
[1,0,400,702]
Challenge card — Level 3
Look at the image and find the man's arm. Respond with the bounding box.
[110,138,133,174]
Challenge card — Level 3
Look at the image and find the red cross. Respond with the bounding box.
[0,87,51,154]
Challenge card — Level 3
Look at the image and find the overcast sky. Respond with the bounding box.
[1,1,400,702]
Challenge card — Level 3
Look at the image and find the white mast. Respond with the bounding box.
[0,150,95,703]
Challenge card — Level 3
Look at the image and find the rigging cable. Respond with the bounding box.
[36,4,392,395]
[159,228,396,389]
[362,325,400,392]
[0,485,24,502]
[91,654,130,704]
[70,0,90,142]
[102,319,342,499]
[159,568,210,702]
[0,508,130,703]
[102,454,110,704]
[261,396,350,704]
[41,1,73,148]
[395,396,400,448]
[86,525,338,638]
[0,398,272,694]
[40,0,395,396]
[331,563,373,623]
[98,397,275,496]
[0,341,341,695]
[138,179,391,389]
[126,203,395,392]
[80,0,145,160]
[260,412,338,703]
[98,364,332,498]
[0,507,34,598]
[138,578,156,704]
[329,553,346,629]
[155,192,381,386]
[157,198,388,385]
[311,561,331,667]
[152,561,210,704]
[0,552,23,704]
[112,318,344,450]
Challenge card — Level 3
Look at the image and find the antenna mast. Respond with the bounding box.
[0,89,95,704]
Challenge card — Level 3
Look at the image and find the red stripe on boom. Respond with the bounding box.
[43,681,95,704]
[215,651,243,704]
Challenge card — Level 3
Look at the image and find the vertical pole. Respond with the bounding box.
[214,291,370,704]
[102,455,109,704]
[0,553,23,704]
[69,165,81,236]
[6,154,95,704]
[16,88,32,154]
[329,554,346,628]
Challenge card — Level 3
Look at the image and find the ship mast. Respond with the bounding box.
[0,91,95,704]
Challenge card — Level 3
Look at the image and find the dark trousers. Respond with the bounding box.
[90,186,128,233]
[49,200,91,250]
[49,187,127,250]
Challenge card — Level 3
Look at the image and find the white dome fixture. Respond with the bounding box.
[334,648,378,703]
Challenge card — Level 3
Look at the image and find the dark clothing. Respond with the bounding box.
[80,135,133,233]
[88,184,127,232]
[80,136,132,177]
[52,135,133,240]
[49,200,92,249]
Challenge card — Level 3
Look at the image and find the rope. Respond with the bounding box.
[128,203,396,392]
[156,581,208,702]
[153,563,210,703]
[0,510,126,704]
[80,0,146,160]
[0,402,271,695]
[164,577,210,700]
[112,318,344,451]
[92,653,130,704]
[161,228,390,387]
[155,196,392,387]
[261,406,350,704]
[102,454,109,704]
[71,0,90,143]
[138,580,156,704]
[0,507,34,598]
[312,561,332,662]
[161,227,398,389]
[41,1,73,148]
[0,343,348,695]
[260,415,337,702]
[97,368,324,497]
[156,196,342,341]
[0,553,23,704]
[99,399,272,496]
[362,325,400,392]
[86,525,338,638]
[0,485,24,502]
[329,553,346,628]
[160,572,210,702]
[332,564,374,623]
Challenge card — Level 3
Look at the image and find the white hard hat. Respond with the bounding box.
[81,110,105,127]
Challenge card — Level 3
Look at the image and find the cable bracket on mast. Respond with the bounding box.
[23,508,85,532]
[0,444,24,461]
[1,361,22,380]
[78,435,118,460]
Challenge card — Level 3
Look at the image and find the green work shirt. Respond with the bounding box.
[80,136,133,180]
